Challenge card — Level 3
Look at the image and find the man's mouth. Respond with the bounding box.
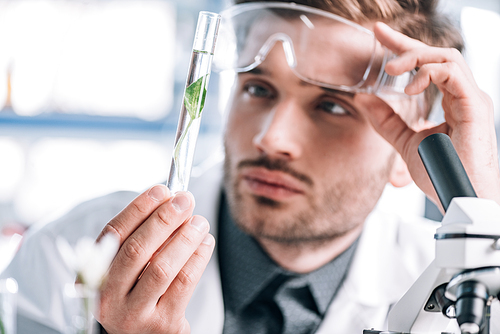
[241,167,306,200]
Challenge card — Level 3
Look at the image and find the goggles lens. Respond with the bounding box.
[213,2,413,95]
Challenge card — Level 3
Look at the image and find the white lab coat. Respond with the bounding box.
[2,163,447,334]
[185,164,439,334]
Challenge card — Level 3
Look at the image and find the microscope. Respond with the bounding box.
[365,133,500,334]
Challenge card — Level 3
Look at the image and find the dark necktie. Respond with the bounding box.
[275,276,322,334]
[241,274,321,334]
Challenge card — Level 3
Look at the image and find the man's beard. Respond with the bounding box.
[223,147,395,247]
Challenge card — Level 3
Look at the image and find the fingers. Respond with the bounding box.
[405,62,475,100]
[355,94,416,156]
[97,186,215,334]
[374,22,473,83]
[128,215,212,311]
[154,232,215,319]
[373,21,487,125]
[388,48,472,80]
[105,191,195,297]
[373,21,425,55]
[97,184,171,244]
[367,22,500,206]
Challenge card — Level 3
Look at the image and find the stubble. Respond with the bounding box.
[223,148,395,248]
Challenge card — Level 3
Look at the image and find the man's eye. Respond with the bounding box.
[318,100,349,115]
[245,84,274,98]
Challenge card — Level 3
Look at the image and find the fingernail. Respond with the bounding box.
[148,185,166,202]
[190,216,208,232]
[377,22,390,30]
[172,192,191,212]
[202,234,214,246]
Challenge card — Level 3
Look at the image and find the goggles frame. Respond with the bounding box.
[214,2,415,96]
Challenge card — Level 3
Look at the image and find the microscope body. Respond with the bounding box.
[364,133,500,334]
[387,197,500,334]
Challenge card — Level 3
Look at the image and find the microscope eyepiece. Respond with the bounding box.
[455,280,489,334]
[418,133,477,211]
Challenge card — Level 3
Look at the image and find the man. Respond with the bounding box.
[3,0,500,333]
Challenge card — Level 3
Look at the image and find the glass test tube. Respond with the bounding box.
[167,11,221,193]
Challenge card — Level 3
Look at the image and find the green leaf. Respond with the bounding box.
[184,74,208,120]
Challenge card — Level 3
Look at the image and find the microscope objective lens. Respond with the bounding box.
[460,322,480,334]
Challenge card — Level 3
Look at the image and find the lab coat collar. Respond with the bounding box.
[341,210,424,306]
[315,210,436,333]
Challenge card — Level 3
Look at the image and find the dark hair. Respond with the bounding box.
[233,0,464,118]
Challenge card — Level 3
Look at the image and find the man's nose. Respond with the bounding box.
[252,98,305,160]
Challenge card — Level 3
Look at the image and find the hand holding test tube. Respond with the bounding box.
[96,14,220,332]
[167,11,221,193]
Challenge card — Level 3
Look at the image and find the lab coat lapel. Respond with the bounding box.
[316,211,435,334]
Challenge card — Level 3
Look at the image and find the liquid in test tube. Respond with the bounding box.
[167,11,221,193]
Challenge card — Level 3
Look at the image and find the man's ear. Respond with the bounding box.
[389,153,413,188]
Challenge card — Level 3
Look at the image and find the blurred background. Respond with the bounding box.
[0,0,227,233]
[0,0,499,264]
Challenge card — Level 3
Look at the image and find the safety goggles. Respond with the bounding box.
[213,2,415,96]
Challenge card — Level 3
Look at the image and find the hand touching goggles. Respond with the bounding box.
[213,2,415,96]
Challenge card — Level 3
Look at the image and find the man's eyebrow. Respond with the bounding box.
[321,87,355,98]
[246,68,265,75]
[241,68,356,98]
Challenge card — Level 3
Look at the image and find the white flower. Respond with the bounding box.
[57,234,119,290]
[0,233,22,273]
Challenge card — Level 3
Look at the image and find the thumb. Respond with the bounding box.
[355,93,442,206]
[354,94,416,157]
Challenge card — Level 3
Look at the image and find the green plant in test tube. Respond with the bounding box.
[167,12,220,193]
[173,73,209,182]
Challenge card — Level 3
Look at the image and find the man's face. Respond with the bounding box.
[223,23,401,246]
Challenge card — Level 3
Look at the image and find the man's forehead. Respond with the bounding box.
[244,13,374,46]
[240,15,379,87]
